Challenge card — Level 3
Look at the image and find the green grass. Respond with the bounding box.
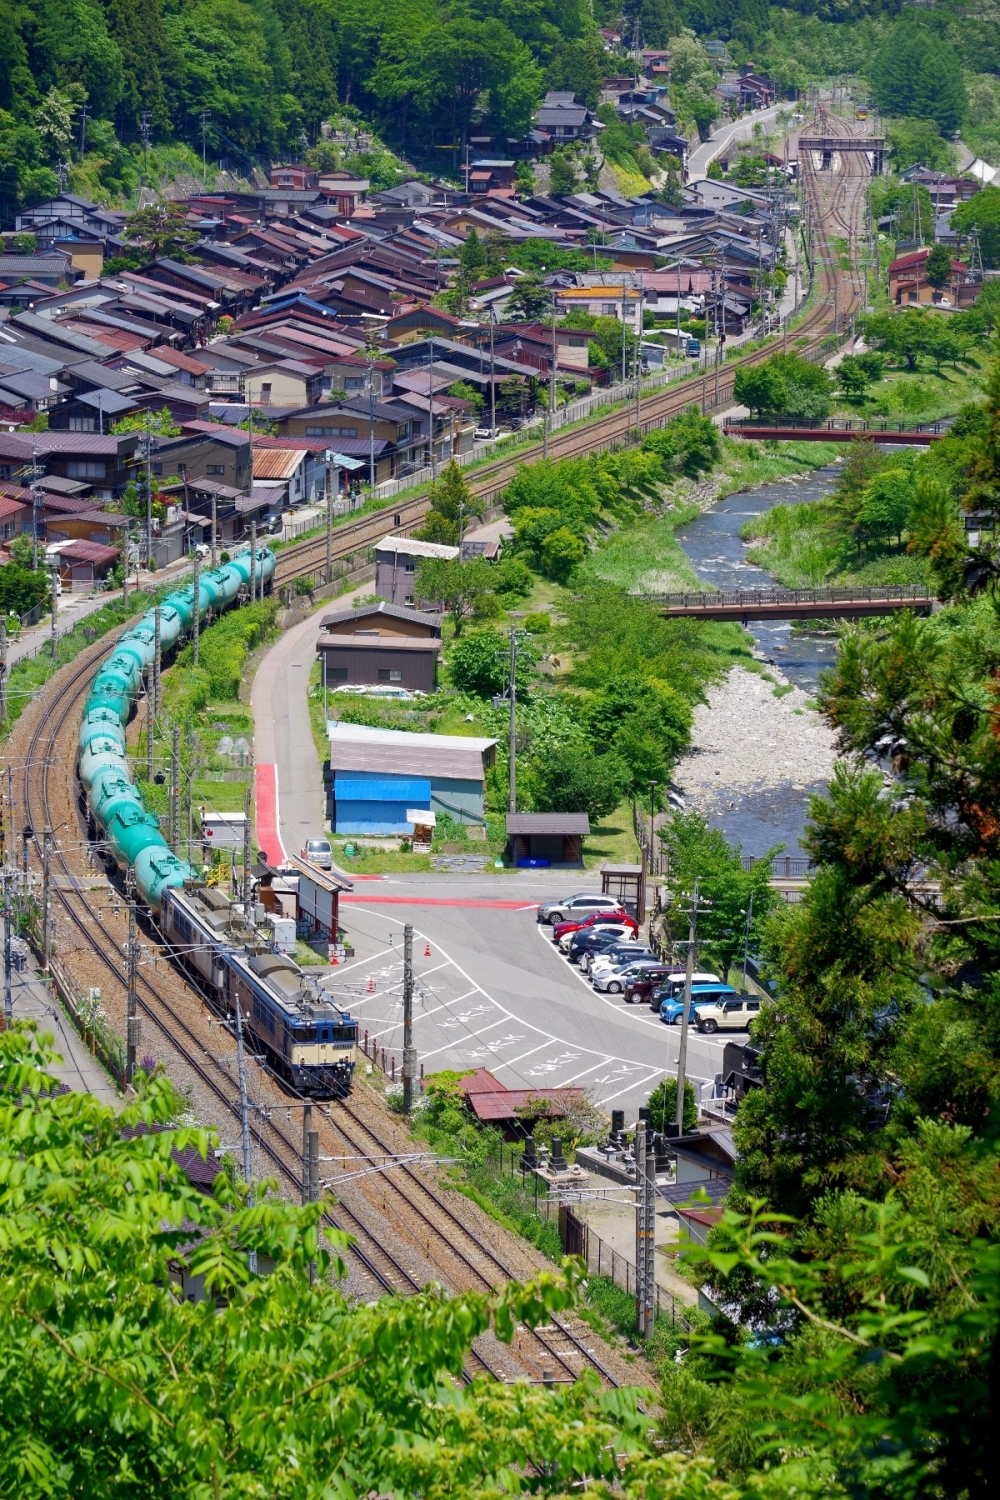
[583,803,643,869]
[835,349,989,426]
[741,498,932,590]
[578,504,702,593]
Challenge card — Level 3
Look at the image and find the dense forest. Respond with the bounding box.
[2,0,1000,218]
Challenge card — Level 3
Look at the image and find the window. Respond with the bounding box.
[602,302,617,315]
[206,464,225,475]
[68,416,95,432]
[66,461,106,479]
[568,336,585,348]
[327,666,349,681]
[404,594,415,605]
[354,629,379,636]
[378,669,402,682]
[260,383,272,399]
[404,561,415,573]
[151,463,163,476]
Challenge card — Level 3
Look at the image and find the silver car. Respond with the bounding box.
[592,958,666,994]
[537,893,624,926]
[302,837,333,870]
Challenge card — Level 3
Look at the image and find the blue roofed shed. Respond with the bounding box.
[333,773,431,835]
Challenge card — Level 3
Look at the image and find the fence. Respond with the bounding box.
[723,414,951,436]
[486,1141,693,1329]
[19,910,127,1087]
[632,802,668,879]
[742,854,813,877]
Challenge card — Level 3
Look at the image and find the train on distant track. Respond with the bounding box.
[77,547,357,1099]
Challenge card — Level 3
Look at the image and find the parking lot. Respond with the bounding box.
[324,875,744,1120]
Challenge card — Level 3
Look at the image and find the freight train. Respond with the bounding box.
[78,548,357,1098]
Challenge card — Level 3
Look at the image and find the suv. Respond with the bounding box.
[302,837,333,870]
[592,958,670,995]
[537,893,625,926]
[646,972,722,1010]
[696,996,762,1034]
[659,983,738,1023]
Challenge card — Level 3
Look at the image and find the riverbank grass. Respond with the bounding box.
[836,346,989,425]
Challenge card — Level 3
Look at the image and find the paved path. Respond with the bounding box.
[2,916,119,1104]
[687,103,788,181]
[251,608,328,862]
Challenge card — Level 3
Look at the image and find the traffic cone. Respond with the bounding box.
[367,974,376,994]
[424,940,431,957]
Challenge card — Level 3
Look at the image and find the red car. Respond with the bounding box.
[551,908,637,943]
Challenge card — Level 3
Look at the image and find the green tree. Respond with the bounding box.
[924,241,953,290]
[857,467,913,546]
[540,523,585,582]
[460,226,488,278]
[548,148,578,195]
[659,811,780,979]
[733,362,787,419]
[872,19,967,134]
[641,409,719,477]
[952,185,1000,270]
[123,201,200,264]
[0,562,50,616]
[416,459,483,545]
[0,1021,692,1498]
[862,309,934,372]
[530,743,629,821]
[646,1075,698,1134]
[447,627,537,696]
[414,555,501,634]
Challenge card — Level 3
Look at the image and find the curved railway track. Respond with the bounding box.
[273,108,872,590]
[19,636,623,1387]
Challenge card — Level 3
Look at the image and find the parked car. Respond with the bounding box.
[620,964,676,1002]
[538,893,626,926]
[580,939,652,974]
[302,837,333,870]
[552,909,636,945]
[568,926,643,964]
[659,984,739,1023]
[592,958,668,994]
[558,915,637,951]
[474,425,498,440]
[696,996,762,1034]
[643,971,722,1010]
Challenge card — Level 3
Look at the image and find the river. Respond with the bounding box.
[671,463,844,861]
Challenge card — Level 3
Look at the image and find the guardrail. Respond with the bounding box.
[650,584,934,608]
[743,855,814,877]
[723,415,950,436]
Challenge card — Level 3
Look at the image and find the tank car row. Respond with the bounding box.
[78,548,357,1099]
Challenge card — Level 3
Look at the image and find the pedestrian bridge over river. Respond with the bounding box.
[650,585,936,622]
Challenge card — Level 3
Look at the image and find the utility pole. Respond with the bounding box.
[302,1100,319,1284]
[402,921,416,1112]
[249,519,257,604]
[211,494,218,568]
[367,350,377,492]
[675,881,701,1136]
[0,620,7,734]
[243,782,253,917]
[41,828,52,972]
[30,440,41,571]
[50,569,58,658]
[171,727,181,849]
[635,275,644,435]
[234,999,257,1274]
[3,865,13,1028]
[139,110,152,175]
[192,549,200,667]
[126,899,139,1084]
[634,1111,656,1339]
[508,626,517,814]
[144,412,153,572]
[549,297,558,417]
[79,104,89,158]
[489,306,497,437]
[200,110,211,182]
[428,336,437,483]
[325,458,333,584]
[153,605,162,717]
[741,889,754,995]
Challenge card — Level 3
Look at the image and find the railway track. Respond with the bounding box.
[274,109,872,590]
[17,634,624,1387]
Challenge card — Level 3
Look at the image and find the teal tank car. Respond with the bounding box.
[79,545,274,914]
[134,845,193,910]
[106,804,169,871]
[90,771,144,832]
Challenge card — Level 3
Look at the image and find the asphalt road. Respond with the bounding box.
[687,103,788,181]
[323,873,744,1121]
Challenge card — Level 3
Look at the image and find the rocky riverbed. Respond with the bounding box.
[672,664,839,860]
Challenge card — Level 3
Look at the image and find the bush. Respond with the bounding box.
[646,1076,698,1134]
[448,630,537,697]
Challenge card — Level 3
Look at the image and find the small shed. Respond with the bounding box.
[457,1068,583,1141]
[285,852,352,938]
[600,862,645,917]
[54,538,119,591]
[506,812,590,867]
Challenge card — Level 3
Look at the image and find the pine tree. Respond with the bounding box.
[416,459,483,545]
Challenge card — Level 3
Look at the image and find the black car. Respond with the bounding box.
[567,927,642,965]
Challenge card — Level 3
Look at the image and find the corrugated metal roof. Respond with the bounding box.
[252,447,307,480]
[328,732,489,782]
[321,600,440,632]
[506,813,590,835]
[318,635,440,653]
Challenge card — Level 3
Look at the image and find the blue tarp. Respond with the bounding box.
[334,777,431,803]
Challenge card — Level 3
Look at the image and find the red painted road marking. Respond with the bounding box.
[340,895,539,909]
[255,763,286,866]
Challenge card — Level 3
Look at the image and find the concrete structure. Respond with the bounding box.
[327,721,496,828]
[373,535,459,608]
